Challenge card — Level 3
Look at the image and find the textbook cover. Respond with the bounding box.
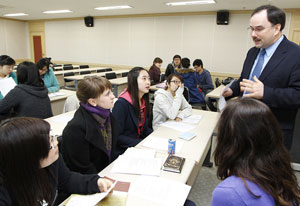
[163,155,185,173]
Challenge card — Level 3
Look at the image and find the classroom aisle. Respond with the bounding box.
[188,166,300,206]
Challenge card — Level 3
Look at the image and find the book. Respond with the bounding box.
[178,132,196,141]
[61,178,129,206]
[162,155,185,173]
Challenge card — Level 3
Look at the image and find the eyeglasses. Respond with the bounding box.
[170,80,181,84]
[49,130,58,150]
[247,25,274,34]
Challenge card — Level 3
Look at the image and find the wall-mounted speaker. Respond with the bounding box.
[84,16,94,27]
[217,11,229,25]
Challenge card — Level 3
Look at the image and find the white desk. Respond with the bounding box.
[52,65,80,71]
[54,67,105,75]
[137,109,219,185]
[206,85,225,99]
[64,70,129,96]
[54,67,108,86]
[49,89,76,116]
[52,109,219,205]
[45,110,75,136]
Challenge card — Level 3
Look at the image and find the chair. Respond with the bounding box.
[63,65,73,70]
[97,69,106,73]
[105,72,117,80]
[63,94,80,113]
[63,72,76,90]
[79,65,89,69]
[105,68,112,72]
[183,87,190,102]
[160,73,166,82]
[215,78,222,87]
[184,87,207,110]
[79,70,91,75]
[150,80,155,86]
[121,72,128,77]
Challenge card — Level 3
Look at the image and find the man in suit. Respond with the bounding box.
[223,5,300,150]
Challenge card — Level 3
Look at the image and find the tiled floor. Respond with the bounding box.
[188,166,300,206]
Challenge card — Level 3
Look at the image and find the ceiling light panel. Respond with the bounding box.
[166,0,216,6]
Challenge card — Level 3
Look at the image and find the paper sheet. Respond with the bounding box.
[123,147,156,158]
[66,181,117,206]
[0,77,16,97]
[142,137,184,153]
[129,176,191,206]
[111,155,162,176]
[48,92,65,97]
[182,114,202,124]
[160,121,196,132]
[219,80,234,112]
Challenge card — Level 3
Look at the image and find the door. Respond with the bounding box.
[33,35,43,63]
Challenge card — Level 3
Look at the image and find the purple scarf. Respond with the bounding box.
[80,103,110,129]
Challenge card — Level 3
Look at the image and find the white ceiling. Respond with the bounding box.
[0,0,299,21]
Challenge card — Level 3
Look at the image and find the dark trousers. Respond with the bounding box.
[282,129,293,151]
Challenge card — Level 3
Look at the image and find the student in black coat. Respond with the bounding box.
[61,76,117,174]
[0,117,113,206]
[0,61,53,121]
[112,67,153,157]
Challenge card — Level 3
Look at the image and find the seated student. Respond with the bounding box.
[176,58,205,104]
[36,57,60,93]
[149,57,163,84]
[212,98,300,206]
[152,73,192,130]
[193,59,216,111]
[165,54,181,78]
[112,67,153,157]
[61,76,117,174]
[0,117,113,206]
[0,55,17,100]
[0,61,53,121]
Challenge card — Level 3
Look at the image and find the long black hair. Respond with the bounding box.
[127,67,150,119]
[0,117,52,206]
[17,61,44,87]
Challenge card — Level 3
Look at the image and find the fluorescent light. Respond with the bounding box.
[166,0,216,6]
[4,13,28,17]
[94,5,132,11]
[43,10,72,14]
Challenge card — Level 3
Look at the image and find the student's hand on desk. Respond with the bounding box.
[175,117,182,122]
[240,76,264,99]
[97,178,114,195]
[222,88,233,97]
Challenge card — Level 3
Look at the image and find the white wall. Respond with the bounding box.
[0,19,30,59]
[45,13,291,74]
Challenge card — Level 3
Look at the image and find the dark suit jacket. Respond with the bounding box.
[112,98,153,157]
[231,36,300,133]
[61,106,117,174]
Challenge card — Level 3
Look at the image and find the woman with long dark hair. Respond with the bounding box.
[36,57,60,93]
[0,61,53,120]
[0,117,113,206]
[112,67,153,157]
[212,98,300,206]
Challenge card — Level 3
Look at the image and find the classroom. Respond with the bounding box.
[1,0,300,205]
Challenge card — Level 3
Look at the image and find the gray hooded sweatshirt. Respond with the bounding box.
[152,88,192,130]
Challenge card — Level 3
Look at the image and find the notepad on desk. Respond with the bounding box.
[178,132,196,141]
